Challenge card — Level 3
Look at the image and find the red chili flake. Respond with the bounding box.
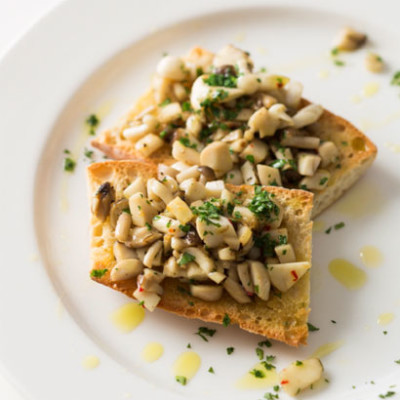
[168,228,175,233]
[291,270,299,281]
[138,286,144,292]
[246,291,254,297]
[281,379,289,385]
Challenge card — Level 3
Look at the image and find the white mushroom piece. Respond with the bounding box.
[299,169,330,191]
[279,358,324,396]
[365,52,384,73]
[110,259,144,282]
[91,182,115,222]
[190,284,223,301]
[268,261,310,292]
[213,44,254,74]
[333,27,367,51]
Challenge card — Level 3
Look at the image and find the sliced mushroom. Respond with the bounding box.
[268,261,310,292]
[163,256,186,278]
[113,242,137,262]
[205,180,225,198]
[299,169,330,191]
[110,198,129,228]
[196,215,239,249]
[318,141,339,167]
[292,104,324,129]
[237,262,254,295]
[124,177,147,198]
[91,182,115,222]
[110,259,144,282]
[184,229,202,247]
[197,166,216,184]
[186,262,209,280]
[190,284,223,301]
[281,135,320,149]
[184,247,215,273]
[297,153,321,176]
[257,164,282,186]
[200,142,233,177]
[279,358,324,396]
[115,212,132,242]
[152,215,186,237]
[218,247,236,261]
[223,277,252,304]
[137,268,164,294]
[240,139,269,164]
[208,271,227,284]
[167,196,193,224]
[143,240,163,268]
[333,27,367,51]
[133,288,161,312]
[249,261,270,301]
[179,178,207,202]
[275,244,296,263]
[129,192,158,227]
[125,226,162,248]
[241,160,258,185]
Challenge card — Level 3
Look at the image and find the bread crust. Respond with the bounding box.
[87,161,313,346]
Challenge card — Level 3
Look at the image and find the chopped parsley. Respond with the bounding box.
[245,154,255,164]
[295,360,303,366]
[145,222,152,231]
[331,47,340,56]
[307,322,320,332]
[175,376,187,386]
[86,114,99,135]
[261,361,276,371]
[195,326,216,342]
[391,71,400,86]
[250,369,265,378]
[182,101,192,112]
[264,393,279,400]
[334,222,345,230]
[64,157,76,172]
[179,224,191,233]
[233,211,242,220]
[178,252,196,266]
[179,137,197,149]
[248,186,280,222]
[334,60,345,67]
[256,347,264,360]
[258,340,272,348]
[395,359,400,364]
[325,227,332,234]
[187,343,191,349]
[191,201,223,226]
[226,347,234,355]
[208,367,215,373]
[122,208,131,214]
[159,98,171,107]
[159,130,168,139]
[84,148,94,159]
[90,269,108,278]
[222,313,231,327]
[379,391,396,399]
[203,72,237,88]
[320,177,328,185]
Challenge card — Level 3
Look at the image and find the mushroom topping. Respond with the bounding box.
[318,141,339,167]
[184,229,202,247]
[279,358,324,396]
[110,198,129,228]
[137,268,164,294]
[365,52,384,73]
[200,141,233,177]
[237,262,254,295]
[125,226,162,248]
[115,212,132,242]
[268,261,310,292]
[156,55,187,81]
[249,261,271,301]
[110,259,144,282]
[129,192,158,227]
[223,277,252,304]
[190,284,223,302]
[299,169,330,191]
[292,104,324,128]
[113,242,137,262]
[333,27,367,51]
[297,153,321,176]
[92,182,115,222]
[197,166,216,184]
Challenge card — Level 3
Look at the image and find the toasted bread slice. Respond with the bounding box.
[87,160,313,346]
[92,47,376,218]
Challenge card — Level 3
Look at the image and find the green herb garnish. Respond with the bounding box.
[245,154,255,164]
[159,98,171,107]
[307,322,320,332]
[222,313,231,327]
[195,326,216,342]
[175,376,187,386]
[179,252,196,266]
[90,269,108,278]
[64,157,76,172]
[250,369,265,378]
[248,186,280,222]
[226,347,234,355]
[179,137,197,149]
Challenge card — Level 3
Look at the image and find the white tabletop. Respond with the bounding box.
[0,2,62,398]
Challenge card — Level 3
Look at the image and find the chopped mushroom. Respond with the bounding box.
[92,182,115,222]
[268,261,310,292]
[365,52,384,73]
[318,141,339,167]
[110,259,144,282]
[333,27,367,51]
[297,153,321,176]
[249,261,270,300]
[190,284,223,301]
[200,142,233,177]
[223,277,252,304]
[299,169,330,191]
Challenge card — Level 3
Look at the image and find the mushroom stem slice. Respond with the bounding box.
[223,277,252,304]
[268,261,310,292]
[190,284,223,302]
[249,261,271,301]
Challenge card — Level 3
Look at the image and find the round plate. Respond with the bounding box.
[0,0,399,399]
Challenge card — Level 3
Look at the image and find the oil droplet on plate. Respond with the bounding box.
[311,340,345,359]
[350,94,362,104]
[172,351,201,383]
[328,258,367,290]
[111,303,145,333]
[360,245,383,268]
[82,355,100,370]
[318,70,330,79]
[385,142,400,154]
[142,342,164,363]
[362,82,379,97]
[313,220,326,232]
[377,312,394,326]
[235,362,278,389]
[334,182,384,218]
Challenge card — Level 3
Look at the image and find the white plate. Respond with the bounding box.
[1,0,400,399]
